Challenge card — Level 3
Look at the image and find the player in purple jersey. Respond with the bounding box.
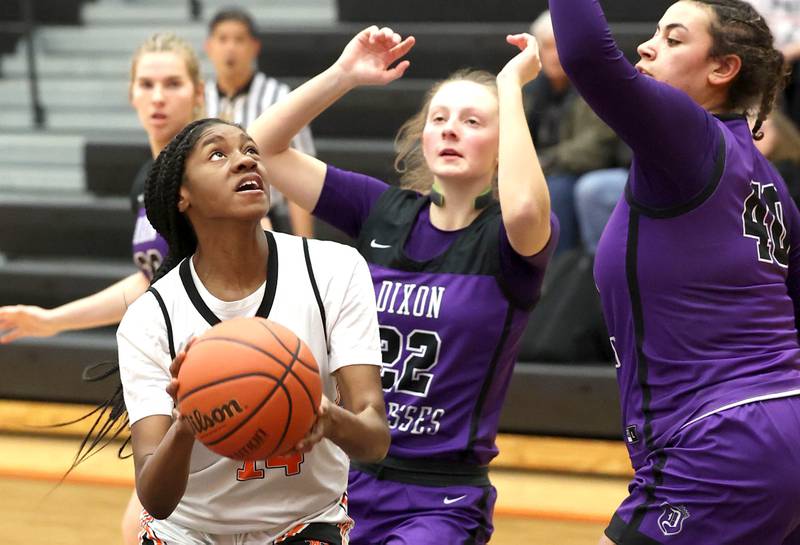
[248,26,557,544]
[549,0,800,543]
[0,33,204,545]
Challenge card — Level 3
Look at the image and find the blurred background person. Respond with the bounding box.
[204,6,316,237]
[756,110,800,205]
[748,0,800,125]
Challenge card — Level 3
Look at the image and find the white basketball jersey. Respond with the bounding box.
[118,231,381,536]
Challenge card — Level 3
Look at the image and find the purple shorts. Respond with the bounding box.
[347,469,496,545]
[608,396,800,544]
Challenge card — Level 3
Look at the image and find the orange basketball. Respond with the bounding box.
[176,317,322,460]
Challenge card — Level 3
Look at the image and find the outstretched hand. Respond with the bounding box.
[335,26,415,87]
[0,305,58,344]
[498,33,542,86]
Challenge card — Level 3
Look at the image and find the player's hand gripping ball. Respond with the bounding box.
[176,317,322,460]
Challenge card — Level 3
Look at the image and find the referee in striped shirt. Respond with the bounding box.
[204,7,316,237]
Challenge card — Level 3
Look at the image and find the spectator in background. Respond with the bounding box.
[756,110,800,205]
[748,0,800,124]
[525,10,623,254]
[573,167,628,255]
[204,7,316,236]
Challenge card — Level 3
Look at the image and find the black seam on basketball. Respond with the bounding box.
[183,337,298,448]
[178,371,283,403]
[266,332,319,424]
[255,320,318,374]
[282,335,320,418]
[259,322,319,372]
[190,336,300,371]
[272,379,294,456]
[202,351,298,448]
[284,338,320,418]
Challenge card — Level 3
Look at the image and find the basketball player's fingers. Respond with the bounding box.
[295,419,325,453]
[166,377,179,400]
[524,36,540,57]
[318,395,332,415]
[169,337,196,377]
[507,33,538,54]
[377,27,399,44]
[0,307,21,325]
[363,25,380,44]
[382,60,411,83]
[0,328,22,344]
[387,36,415,63]
[506,33,527,49]
[169,350,187,378]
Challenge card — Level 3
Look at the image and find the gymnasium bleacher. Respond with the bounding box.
[0,0,671,440]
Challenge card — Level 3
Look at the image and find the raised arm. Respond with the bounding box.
[0,271,149,343]
[496,34,551,256]
[549,0,719,207]
[248,26,414,213]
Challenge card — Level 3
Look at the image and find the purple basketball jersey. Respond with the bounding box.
[595,116,800,468]
[132,205,169,281]
[129,159,169,280]
[315,168,555,466]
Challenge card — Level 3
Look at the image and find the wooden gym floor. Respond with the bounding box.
[0,401,632,545]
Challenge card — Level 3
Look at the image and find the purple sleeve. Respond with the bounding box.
[312,165,390,238]
[549,0,720,208]
[498,213,560,308]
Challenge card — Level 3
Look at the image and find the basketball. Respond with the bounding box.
[176,317,322,460]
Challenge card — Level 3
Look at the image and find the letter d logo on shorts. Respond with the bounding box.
[658,502,690,536]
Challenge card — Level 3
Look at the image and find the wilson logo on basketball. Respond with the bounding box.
[186,399,245,434]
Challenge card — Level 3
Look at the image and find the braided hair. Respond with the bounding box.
[66,118,232,473]
[145,118,236,282]
[693,0,790,139]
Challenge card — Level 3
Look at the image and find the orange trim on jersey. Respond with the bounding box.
[336,492,354,544]
[139,511,167,545]
[275,522,309,542]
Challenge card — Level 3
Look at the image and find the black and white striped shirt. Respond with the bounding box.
[205,71,316,213]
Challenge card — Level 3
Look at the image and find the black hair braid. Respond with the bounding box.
[752,48,788,140]
[694,0,790,139]
[61,362,130,478]
[64,119,228,475]
[145,118,223,283]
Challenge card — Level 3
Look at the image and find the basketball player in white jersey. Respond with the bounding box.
[117,118,389,544]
